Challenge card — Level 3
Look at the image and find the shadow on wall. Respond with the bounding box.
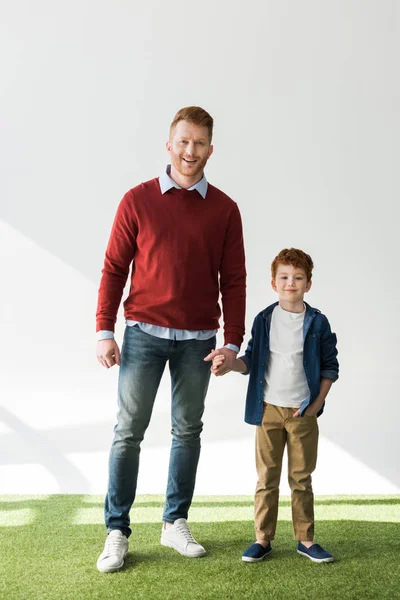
[0,407,91,493]
[1,386,400,492]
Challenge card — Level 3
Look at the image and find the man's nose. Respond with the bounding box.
[184,142,195,156]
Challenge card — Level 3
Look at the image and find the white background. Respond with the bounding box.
[1,0,399,496]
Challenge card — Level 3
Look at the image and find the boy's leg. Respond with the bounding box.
[254,404,287,541]
[105,326,168,536]
[286,411,318,541]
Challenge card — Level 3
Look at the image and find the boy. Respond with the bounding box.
[210,248,338,563]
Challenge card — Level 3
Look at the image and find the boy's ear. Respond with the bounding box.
[271,278,277,292]
[305,279,312,293]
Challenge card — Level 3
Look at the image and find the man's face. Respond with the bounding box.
[167,120,213,181]
[271,264,311,303]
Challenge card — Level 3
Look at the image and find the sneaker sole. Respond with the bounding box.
[297,549,334,563]
[242,548,273,563]
[97,551,129,573]
[161,539,206,558]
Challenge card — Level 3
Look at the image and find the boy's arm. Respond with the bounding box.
[320,315,339,381]
[294,378,333,417]
[294,316,339,417]
[232,358,247,373]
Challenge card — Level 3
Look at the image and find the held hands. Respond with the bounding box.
[96,339,121,369]
[204,347,236,376]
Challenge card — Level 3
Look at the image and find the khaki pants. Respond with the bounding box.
[254,403,319,541]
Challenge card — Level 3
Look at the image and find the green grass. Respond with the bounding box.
[1,495,399,600]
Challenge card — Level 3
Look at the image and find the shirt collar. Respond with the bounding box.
[159,164,208,199]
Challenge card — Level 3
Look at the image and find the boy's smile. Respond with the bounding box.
[271,264,312,312]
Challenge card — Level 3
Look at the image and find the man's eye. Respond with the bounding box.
[195,141,204,146]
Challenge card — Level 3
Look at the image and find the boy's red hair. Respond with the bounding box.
[271,248,314,281]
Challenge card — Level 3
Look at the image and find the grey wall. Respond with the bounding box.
[1,0,399,494]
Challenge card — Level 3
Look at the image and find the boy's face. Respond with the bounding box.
[271,263,312,303]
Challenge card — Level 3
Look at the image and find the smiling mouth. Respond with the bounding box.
[183,158,197,163]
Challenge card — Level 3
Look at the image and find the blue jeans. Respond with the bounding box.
[105,325,215,537]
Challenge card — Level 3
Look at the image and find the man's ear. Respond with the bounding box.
[166,140,171,152]
[208,144,214,159]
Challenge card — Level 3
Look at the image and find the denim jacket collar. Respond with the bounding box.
[262,301,321,341]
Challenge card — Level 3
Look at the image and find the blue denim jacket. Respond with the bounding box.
[240,302,339,425]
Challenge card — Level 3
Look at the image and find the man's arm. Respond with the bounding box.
[96,192,137,368]
[96,191,137,333]
[204,203,246,372]
[219,203,246,350]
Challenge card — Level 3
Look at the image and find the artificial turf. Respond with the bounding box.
[1,495,399,600]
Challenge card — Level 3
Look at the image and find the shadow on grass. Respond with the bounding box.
[0,496,400,600]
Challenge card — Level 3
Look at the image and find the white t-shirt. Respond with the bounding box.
[263,304,310,408]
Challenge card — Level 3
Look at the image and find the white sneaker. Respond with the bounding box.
[97,530,129,572]
[161,518,206,557]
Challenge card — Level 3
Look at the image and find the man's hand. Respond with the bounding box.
[204,347,237,376]
[96,339,121,369]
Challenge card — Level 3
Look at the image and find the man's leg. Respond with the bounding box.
[105,326,168,536]
[163,336,215,523]
[160,336,214,558]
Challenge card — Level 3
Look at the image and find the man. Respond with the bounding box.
[96,106,246,572]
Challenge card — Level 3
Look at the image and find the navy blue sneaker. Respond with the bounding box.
[242,542,272,563]
[297,542,334,563]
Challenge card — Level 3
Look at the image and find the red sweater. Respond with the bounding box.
[96,177,246,348]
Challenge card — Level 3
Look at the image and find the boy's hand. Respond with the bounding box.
[204,348,236,376]
[211,353,227,376]
[293,400,322,418]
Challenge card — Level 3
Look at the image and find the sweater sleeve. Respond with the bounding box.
[219,203,246,348]
[96,191,138,332]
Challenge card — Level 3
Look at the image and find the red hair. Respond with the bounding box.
[170,106,214,143]
[271,248,314,281]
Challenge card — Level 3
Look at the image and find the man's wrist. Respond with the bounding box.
[224,344,239,353]
[97,330,115,341]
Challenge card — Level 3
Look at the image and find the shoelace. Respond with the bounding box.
[175,523,196,543]
[105,535,126,555]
